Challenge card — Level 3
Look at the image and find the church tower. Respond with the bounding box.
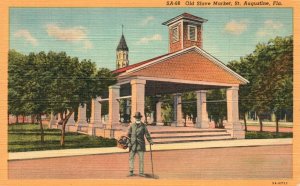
[116,26,129,69]
[162,13,207,53]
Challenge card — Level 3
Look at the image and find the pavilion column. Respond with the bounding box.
[196,90,209,128]
[226,86,245,139]
[176,94,184,127]
[77,104,87,126]
[108,85,120,129]
[156,101,163,126]
[171,94,177,126]
[88,97,102,135]
[172,93,183,127]
[130,79,146,122]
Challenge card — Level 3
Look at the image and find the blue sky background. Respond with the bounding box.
[10,8,292,70]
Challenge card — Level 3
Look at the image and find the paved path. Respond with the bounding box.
[9,145,292,179]
[107,124,294,135]
[9,138,292,160]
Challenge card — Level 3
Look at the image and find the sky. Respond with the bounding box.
[10,8,292,70]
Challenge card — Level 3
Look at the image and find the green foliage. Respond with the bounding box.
[101,101,109,117]
[144,96,157,124]
[95,68,117,95]
[207,89,227,128]
[119,99,130,123]
[182,92,197,125]
[8,50,116,117]
[245,131,292,139]
[8,50,28,118]
[227,59,253,117]
[47,52,95,114]
[161,94,173,124]
[8,124,117,152]
[8,50,117,146]
[162,105,173,125]
[227,36,293,131]
[266,37,293,125]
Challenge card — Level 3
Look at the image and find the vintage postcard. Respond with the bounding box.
[0,0,299,186]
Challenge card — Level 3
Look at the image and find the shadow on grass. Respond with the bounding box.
[8,124,117,152]
[9,129,45,132]
[8,132,62,136]
[9,142,117,152]
[9,140,61,145]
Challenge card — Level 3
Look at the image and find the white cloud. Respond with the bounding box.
[14,30,38,46]
[46,24,93,49]
[224,20,248,35]
[137,34,162,44]
[256,20,283,37]
[141,16,155,26]
[265,20,283,29]
[83,40,93,49]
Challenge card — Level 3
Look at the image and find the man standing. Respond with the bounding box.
[127,112,153,177]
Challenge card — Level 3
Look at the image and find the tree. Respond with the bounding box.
[250,36,293,132]
[22,51,52,143]
[95,68,117,122]
[9,50,52,143]
[144,96,156,124]
[272,77,292,133]
[47,51,116,146]
[8,50,28,123]
[101,101,109,121]
[264,36,293,133]
[9,50,117,146]
[227,35,293,132]
[207,89,227,128]
[227,58,253,131]
[182,92,197,126]
[161,94,173,125]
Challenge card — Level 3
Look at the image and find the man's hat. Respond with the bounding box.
[133,112,143,118]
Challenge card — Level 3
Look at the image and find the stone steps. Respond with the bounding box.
[150,129,232,144]
[150,129,227,134]
[151,132,230,139]
[153,136,233,144]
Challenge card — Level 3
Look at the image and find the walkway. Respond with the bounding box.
[9,138,292,160]
[9,145,292,179]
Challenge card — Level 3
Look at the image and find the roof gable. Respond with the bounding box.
[120,46,249,85]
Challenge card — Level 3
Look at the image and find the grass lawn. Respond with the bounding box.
[8,124,117,152]
[246,131,293,139]
[244,121,293,128]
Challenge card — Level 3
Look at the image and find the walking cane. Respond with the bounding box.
[150,143,154,178]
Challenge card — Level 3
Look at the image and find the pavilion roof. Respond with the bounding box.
[114,46,249,85]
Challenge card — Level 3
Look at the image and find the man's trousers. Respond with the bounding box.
[129,150,144,174]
